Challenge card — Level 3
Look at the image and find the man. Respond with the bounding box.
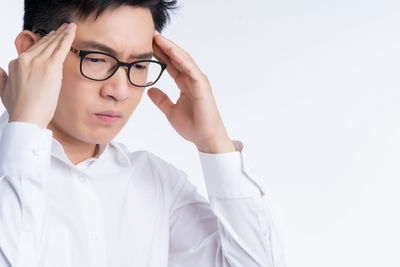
[0,0,286,266]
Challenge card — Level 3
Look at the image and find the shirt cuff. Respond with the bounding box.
[198,139,267,198]
[0,121,53,179]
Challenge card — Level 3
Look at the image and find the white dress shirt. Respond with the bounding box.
[0,110,286,267]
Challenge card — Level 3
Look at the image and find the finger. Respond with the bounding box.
[154,31,191,59]
[159,41,201,81]
[153,40,190,77]
[25,23,69,57]
[153,34,202,81]
[153,42,199,94]
[153,42,179,80]
[51,24,77,62]
[154,34,191,61]
[0,67,8,97]
[147,87,174,118]
[35,23,73,60]
[23,30,56,55]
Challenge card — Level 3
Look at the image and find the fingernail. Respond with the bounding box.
[67,28,76,34]
[59,23,68,30]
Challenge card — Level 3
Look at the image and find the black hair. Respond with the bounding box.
[23,0,178,33]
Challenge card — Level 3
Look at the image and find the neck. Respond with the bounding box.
[62,139,99,165]
[47,125,99,165]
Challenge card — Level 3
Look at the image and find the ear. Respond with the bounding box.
[14,30,40,56]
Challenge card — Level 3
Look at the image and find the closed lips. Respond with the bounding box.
[95,111,123,117]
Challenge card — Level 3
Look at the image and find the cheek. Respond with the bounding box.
[62,54,80,81]
[126,88,146,111]
[57,58,97,117]
[60,57,82,101]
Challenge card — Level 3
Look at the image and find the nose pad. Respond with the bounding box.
[124,67,131,83]
[121,65,132,84]
[112,65,131,84]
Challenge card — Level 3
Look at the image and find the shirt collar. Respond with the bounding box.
[51,138,131,168]
[109,139,131,167]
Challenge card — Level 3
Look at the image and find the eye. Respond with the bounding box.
[134,64,147,70]
[84,57,106,63]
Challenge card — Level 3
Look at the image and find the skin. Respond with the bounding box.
[0,5,235,165]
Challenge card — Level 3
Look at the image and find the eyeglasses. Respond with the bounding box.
[34,29,167,87]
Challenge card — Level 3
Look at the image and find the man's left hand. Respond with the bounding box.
[148,31,236,154]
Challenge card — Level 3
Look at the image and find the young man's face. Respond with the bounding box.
[47,6,155,146]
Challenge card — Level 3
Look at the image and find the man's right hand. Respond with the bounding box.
[0,22,76,129]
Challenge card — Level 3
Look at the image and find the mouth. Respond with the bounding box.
[94,111,123,124]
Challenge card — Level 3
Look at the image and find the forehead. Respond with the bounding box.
[72,6,155,56]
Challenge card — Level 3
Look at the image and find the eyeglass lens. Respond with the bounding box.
[82,53,163,86]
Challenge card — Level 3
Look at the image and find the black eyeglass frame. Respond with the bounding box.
[34,29,167,87]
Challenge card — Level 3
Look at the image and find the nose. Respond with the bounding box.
[100,66,131,102]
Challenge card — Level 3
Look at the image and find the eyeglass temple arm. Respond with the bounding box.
[70,47,79,55]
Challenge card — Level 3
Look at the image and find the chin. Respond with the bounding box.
[82,132,118,144]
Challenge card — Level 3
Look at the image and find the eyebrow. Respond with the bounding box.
[75,40,153,60]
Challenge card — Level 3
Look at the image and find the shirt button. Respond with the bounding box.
[78,174,89,183]
[32,148,44,156]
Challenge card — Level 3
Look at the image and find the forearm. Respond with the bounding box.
[0,120,53,266]
[199,140,286,266]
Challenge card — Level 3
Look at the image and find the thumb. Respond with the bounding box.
[147,87,174,118]
[0,67,8,98]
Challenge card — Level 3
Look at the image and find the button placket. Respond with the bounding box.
[73,171,107,267]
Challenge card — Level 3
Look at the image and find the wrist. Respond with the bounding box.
[196,137,236,154]
[9,115,47,130]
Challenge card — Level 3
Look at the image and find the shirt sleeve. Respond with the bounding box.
[168,140,287,267]
[0,121,53,267]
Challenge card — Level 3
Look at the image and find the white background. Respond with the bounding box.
[1,1,400,266]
